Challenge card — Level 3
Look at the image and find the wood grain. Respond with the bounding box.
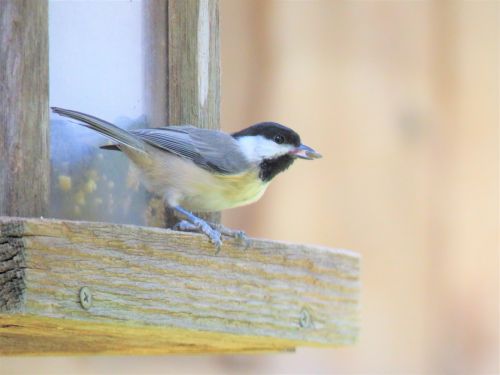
[0,216,360,355]
[0,1,49,217]
[167,0,220,131]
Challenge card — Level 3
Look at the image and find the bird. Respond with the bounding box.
[51,107,322,251]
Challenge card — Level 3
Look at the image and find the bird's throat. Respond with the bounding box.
[258,154,295,182]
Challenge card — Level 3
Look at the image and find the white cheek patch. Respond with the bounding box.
[237,135,293,162]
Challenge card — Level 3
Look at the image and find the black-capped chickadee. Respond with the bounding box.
[52,107,321,250]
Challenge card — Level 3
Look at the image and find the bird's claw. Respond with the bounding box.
[234,230,247,242]
[200,222,223,253]
[174,219,223,253]
[211,223,250,249]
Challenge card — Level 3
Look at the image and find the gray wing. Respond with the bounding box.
[131,126,251,174]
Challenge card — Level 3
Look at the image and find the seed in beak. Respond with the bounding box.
[291,144,322,160]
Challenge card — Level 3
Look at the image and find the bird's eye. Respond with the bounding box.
[274,135,285,144]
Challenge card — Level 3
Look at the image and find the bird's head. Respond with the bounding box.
[232,122,322,162]
[232,122,321,181]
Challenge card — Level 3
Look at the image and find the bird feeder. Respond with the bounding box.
[0,0,360,355]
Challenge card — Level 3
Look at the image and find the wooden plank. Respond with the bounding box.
[0,216,360,355]
[0,315,296,355]
[144,0,220,227]
[0,1,49,217]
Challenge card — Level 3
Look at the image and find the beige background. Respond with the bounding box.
[2,0,498,374]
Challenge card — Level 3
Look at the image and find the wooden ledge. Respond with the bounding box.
[0,217,360,355]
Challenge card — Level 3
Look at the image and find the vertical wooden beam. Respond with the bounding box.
[144,0,169,130]
[144,0,220,226]
[0,1,49,217]
[167,0,220,132]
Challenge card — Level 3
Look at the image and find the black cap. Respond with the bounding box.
[232,122,301,147]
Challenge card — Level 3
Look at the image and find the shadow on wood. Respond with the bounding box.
[0,217,360,355]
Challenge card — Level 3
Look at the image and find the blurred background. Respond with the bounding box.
[2,0,498,374]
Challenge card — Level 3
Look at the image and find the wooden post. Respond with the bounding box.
[0,1,49,217]
[144,0,220,227]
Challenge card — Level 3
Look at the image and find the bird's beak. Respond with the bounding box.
[290,144,322,160]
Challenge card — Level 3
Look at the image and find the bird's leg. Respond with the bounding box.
[172,206,222,252]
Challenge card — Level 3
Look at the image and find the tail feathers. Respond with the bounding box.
[51,107,145,153]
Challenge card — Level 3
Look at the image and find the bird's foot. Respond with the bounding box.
[172,206,250,253]
[208,223,249,248]
[173,219,222,253]
[173,219,249,251]
[173,220,198,233]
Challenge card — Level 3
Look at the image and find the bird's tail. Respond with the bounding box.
[51,107,145,153]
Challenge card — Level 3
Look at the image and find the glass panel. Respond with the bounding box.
[49,0,149,225]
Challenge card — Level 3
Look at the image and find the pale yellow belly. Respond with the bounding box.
[180,169,269,212]
[124,147,268,212]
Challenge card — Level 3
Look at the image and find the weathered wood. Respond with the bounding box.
[144,0,221,227]
[0,315,296,355]
[167,0,220,131]
[144,0,168,130]
[0,1,49,217]
[146,0,221,127]
[143,0,170,228]
[0,216,360,355]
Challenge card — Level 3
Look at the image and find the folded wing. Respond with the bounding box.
[131,126,251,175]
